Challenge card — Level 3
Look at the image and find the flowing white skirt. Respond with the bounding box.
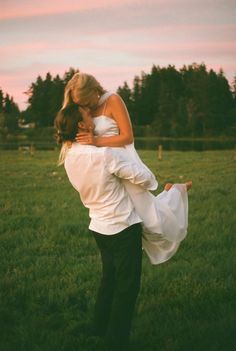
[122,144,189,265]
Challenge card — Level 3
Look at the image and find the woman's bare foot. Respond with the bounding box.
[164,183,173,191]
[185,181,192,191]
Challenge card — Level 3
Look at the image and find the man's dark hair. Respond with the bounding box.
[54,104,83,144]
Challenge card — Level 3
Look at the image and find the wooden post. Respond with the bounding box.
[30,143,35,156]
[158,145,163,160]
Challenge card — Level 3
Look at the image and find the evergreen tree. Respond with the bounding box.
[232,74,236,99]
[141,65,161,126]
[117,81,133,119]
[208,69,234,134]
[27,75,44,125]
[131,76,143,125]
[0,89,5,136]
[28,73,54,126]
[227,74,236,135]
[155,65,183,136]
[0,89,3,113]
[25,68,79,126]
[181,63,211,136]
[63,67,79,84]
[3,94,20,132]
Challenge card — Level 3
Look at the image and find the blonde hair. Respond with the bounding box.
[62,71,105,109]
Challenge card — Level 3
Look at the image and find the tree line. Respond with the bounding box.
[118,63,236,137]
[1,64,236,137]
[0,68,77,138]
[0,89,20,134]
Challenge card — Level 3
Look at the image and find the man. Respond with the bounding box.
[64,121,157,350]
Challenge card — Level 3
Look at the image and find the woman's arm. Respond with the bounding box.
[77,94,134,147]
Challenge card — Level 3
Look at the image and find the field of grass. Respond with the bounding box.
[0,149,235,351]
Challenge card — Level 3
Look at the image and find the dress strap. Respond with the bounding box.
[98,91,116,115]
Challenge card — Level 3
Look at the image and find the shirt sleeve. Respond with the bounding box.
[104,147,158,191]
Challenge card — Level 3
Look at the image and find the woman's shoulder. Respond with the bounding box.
[106,92,124,106]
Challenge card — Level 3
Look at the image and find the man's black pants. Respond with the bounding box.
[91,222,143,351]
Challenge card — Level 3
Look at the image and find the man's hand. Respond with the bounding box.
[75,106,96,144]
[76,130,97,145]
[78,106,95,131]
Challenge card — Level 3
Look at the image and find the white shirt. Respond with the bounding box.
[64,143,158,235]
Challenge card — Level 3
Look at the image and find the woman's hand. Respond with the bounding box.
[76,130,97,145]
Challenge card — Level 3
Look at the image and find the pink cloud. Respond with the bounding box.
[125,23,236,43]
[2,35,235,64]
[0,41,96,64]
[0,43,49,60]
[88,40,236,56]
[1,40,97,53]
[1,0,136,20]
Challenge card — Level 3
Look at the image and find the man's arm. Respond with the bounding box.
[105,148,158,191]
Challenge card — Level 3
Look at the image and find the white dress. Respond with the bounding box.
[93,93,189,265]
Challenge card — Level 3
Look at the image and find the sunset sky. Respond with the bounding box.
[1,0,236,110]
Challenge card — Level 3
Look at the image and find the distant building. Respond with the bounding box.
[18,119,36,129]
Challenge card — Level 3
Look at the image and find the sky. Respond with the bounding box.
[1,0,236,110]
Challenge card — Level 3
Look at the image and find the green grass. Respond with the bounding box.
[0,149,235,351]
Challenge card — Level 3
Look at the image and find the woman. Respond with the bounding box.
[58,71,192,264]
[61,71,133,147]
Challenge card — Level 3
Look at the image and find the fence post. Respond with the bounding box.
[158,145,163,160]
[30,143,35,156]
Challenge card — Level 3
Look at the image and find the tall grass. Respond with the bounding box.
[0,150,235,351]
